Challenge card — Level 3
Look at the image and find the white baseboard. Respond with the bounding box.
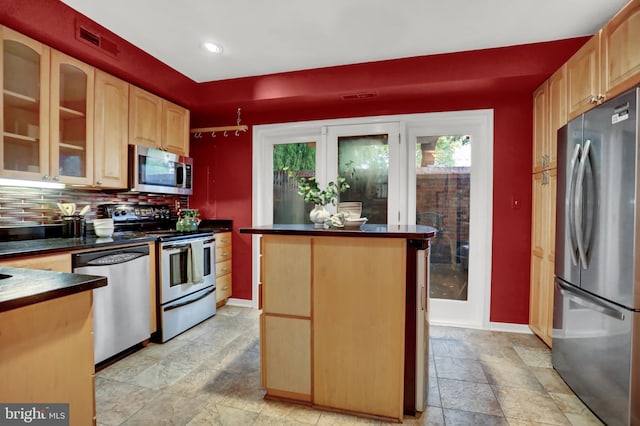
[430,320,533,334]
[224,298,257,309]
[430,320,485,330]
[488,322,532,334]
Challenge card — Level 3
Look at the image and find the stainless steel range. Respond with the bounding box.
[99,204,216,342]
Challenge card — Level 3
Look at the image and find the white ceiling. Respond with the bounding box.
[61,0,627,83]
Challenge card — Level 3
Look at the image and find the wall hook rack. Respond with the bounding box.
[190,108,248,138]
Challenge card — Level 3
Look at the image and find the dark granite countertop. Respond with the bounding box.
[0,219,234,313]
[0,266,107,313]
[239,224,437,239]
[0,229,233,260]
[0,234,157,260]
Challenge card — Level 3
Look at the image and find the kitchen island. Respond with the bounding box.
[240,224,436,422]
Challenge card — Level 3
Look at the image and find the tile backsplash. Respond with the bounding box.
[0,186,188,226]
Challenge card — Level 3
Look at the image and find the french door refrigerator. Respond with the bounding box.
[554,86,640,426]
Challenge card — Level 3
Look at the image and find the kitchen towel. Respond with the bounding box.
[189,240,204,283]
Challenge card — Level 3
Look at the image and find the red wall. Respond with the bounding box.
[2,0,587,323]
[190,93,533,323]
[190,132,254,300]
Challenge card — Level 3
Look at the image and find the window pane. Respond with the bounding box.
[273,142,316,224]
[338,134,388,224]
[416,135,470,300]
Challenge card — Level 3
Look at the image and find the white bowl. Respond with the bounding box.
[337,202,362,219]
[93,224,114,229]
[95,227,114,238]
[93,218,114,227]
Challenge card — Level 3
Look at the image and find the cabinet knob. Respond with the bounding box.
[596,94,606,103]
[53,176,60,181]
[42,175,50,181]
[96,180,103,185]
[589,96,598,104]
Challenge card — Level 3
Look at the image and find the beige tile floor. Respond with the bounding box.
[95,305,603,426]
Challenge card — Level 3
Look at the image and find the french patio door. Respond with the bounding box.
[407,111,492,329]
[253,111,492,328]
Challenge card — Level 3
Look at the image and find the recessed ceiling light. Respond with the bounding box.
[203,42,223,54]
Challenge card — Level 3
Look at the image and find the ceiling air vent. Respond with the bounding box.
[341,92,378,100]
[75,22,119,58]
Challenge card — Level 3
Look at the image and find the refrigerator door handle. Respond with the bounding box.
[574,139,591,269]
[567,143,581,266]
[557,279,625,321]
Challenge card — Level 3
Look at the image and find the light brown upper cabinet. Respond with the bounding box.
[601,0,640,99]
[532,65,566,173]
[129,85,162,150]
[566,34,601,120]
[532,81,548,173]
[162,101,189,156]
[129,85,189,156]
[566,0,640,120]
[94,70,128,189]
[547,65,567,170]
[50,50,94,185]
[0,27,51,180]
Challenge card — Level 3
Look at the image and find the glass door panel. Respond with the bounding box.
[273,142,316,224]
[50,50,93,184]
[415,135,470,301]
[1,29,49,178]
[58,63,87,178]
[338,134,388,224]
[327,122,400,224]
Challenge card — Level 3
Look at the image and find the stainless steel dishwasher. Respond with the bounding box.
[73,244,150,364]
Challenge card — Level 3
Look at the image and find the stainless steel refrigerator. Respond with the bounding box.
[554,86,640,426]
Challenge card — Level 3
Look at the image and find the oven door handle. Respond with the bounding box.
[163,287,216,312]
[163,244,192,250]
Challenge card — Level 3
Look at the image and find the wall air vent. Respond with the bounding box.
[75,21,119,58]
[79,27,100,46]
[341,92,378,100]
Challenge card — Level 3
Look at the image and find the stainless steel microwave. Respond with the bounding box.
[129,145,193,195]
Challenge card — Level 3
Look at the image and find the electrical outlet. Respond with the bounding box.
[511,195,521,209]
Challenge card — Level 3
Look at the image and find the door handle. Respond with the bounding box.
[574,139,591,269]
[556,279,624,321]
[567,144,581,266]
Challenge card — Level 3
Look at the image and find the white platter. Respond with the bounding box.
[344,217,368,228]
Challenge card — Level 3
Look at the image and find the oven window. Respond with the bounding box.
[204,246,212,277]
[169,249,189,286]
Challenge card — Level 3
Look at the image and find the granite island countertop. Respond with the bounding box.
[240,223,437,239]
[0,266,107,312]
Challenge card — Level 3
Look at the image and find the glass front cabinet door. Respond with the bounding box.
[1,27,50,179]
[50,50,94,185]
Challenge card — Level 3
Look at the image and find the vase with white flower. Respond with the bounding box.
[295,175,350,228]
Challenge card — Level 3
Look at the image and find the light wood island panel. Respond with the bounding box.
[313,237,406,421]
[258,232,412,422]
